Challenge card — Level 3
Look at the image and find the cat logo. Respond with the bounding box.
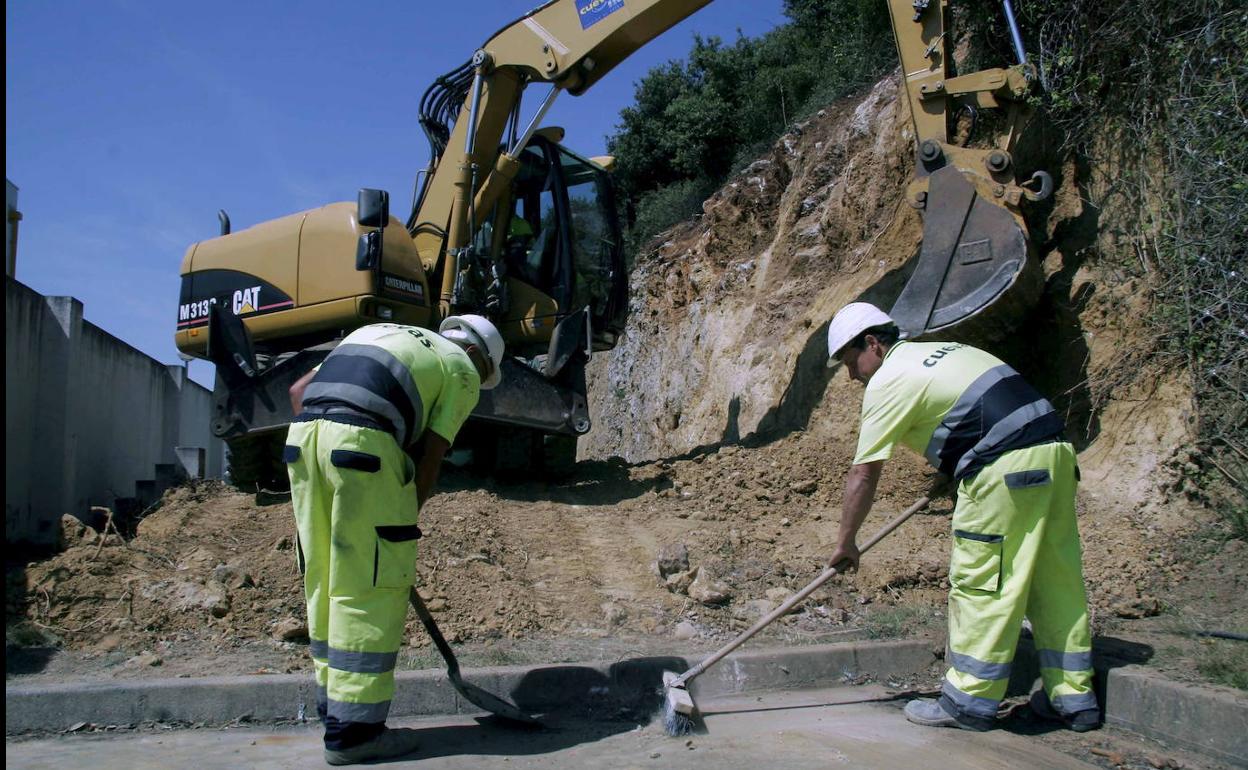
[232,285,262,315]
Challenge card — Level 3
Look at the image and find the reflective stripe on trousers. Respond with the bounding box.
[286,419,419,743]
[941,442,1097,721]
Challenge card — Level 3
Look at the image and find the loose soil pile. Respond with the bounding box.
[8,432,1242,689]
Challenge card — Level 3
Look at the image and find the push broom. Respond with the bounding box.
[661,491,934,736]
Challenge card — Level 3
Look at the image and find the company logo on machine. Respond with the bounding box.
[177,270,295,328]
[382,273,426,302]
[233,285,262,315]
[576,0,624,30]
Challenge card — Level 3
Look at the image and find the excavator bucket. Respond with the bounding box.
[890,166,1041,339]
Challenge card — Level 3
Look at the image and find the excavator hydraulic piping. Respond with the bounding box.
[510,85,561,155]
[1001,0,1027,65]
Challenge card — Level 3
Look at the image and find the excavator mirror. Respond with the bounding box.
[357,188,390,229]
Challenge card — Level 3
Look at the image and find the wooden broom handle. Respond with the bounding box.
[674,492,933,686]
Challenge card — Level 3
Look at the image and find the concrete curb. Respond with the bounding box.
[9,639,1244,765]
[1004,636,1248,765]
[1102,666,1248,766]
[4,639,935,735]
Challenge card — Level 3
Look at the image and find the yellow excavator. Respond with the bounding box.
[174,0,1051,486]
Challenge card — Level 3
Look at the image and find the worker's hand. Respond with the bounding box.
[931,473,955,502]
[826,541,860,573]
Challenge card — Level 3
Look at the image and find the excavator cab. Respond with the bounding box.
[491,135,626,354]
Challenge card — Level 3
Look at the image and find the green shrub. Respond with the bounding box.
[607,0,894,244]
[626,177,718,258]
[1003,0,1247,527]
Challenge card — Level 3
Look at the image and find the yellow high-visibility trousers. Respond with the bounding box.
[940,441,1097,724]
[284,418,420,749]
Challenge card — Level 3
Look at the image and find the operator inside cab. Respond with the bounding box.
[503,214,542,287]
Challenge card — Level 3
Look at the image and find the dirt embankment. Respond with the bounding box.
[7,72,1244,690]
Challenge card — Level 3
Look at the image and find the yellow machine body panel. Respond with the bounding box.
[297,203,375,306]
[175,203,431,357]
[497,277,560,345]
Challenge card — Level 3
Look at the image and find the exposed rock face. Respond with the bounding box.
[585,77,915,463]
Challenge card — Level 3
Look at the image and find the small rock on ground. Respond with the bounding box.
[655,543,690,578]
[689,570,733,606]
[271,617,308,642]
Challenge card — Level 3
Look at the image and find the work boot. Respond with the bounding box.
[903,698,991,731]
[1029,689,1101,732]
[323,728,421,766]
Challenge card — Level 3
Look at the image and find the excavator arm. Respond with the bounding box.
[410,0,713,315]
[885,0,1051,337]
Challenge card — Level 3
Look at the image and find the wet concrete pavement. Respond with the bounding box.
[6,686,1096,769]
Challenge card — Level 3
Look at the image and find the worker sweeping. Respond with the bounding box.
[824,302,1099,733]
[284,316,504,766]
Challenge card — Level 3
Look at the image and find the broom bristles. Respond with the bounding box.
[660,671,697,736]
[662,700,695,736]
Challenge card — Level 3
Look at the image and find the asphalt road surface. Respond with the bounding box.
[6,686,1096,769]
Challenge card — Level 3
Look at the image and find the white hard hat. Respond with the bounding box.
[440,314,504,390]
[826,302,895,366]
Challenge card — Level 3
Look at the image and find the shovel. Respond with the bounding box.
[408,587,540,725]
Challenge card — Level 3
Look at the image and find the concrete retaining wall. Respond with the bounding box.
[5,278,224,545]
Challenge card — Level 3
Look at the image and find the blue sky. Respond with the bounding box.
[6,1,787,388]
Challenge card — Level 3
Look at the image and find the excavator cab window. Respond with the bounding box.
[560,146,623,331]
[506,142,562,293]
[500,136,625,339]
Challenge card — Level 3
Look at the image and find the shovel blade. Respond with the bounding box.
[451,674,541,724]
[408,587,541,725]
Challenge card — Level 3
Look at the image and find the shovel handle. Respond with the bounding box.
[674,493,932,687]
[409,587,461,678]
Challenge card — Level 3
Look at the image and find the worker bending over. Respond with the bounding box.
[285,316,504,765]
[825,302,1099,732]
